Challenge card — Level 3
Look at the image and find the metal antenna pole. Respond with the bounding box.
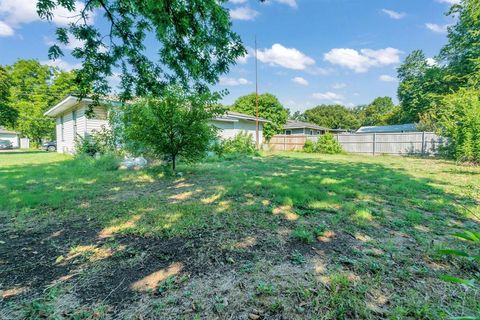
[255,35,259,150]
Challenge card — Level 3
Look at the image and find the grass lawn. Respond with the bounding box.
[1,151,479,319]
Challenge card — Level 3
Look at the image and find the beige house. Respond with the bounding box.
[44,95,269,154]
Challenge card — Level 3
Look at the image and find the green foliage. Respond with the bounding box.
[122,86,222,170]
[438,229,479,319]
[292,227,315,243]
[37,0,246,102]
[304,105,360,129]
[354,96,400,126]
[440,0,480,86]
[220,131,257,156]
[0,66,17,128]
[5,60,78,144]
[303,139,315,153]
[397,50,450,123]
[232,93,288,141]
[438,88,480,162]
[304,133,343,154]
[74,126,116,157]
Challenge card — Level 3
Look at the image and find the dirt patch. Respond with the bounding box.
[0,216,362,317]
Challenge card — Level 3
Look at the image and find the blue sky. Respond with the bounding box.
[0,0,458,112]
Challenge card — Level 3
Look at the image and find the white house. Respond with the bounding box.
[0,127,20,148]
[44,95,269,154]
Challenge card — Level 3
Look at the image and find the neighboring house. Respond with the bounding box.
[44,95,270,154]
[356,123,417,133]
[283,120,348,135]
[0,127,20,148]
[211,111,269,143]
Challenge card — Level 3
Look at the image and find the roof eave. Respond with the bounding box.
[44,95,93,117]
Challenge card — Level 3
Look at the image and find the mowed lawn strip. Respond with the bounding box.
[0,151,479,319]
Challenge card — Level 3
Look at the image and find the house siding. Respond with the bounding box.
[0,133,19,147]
[211,119,264,144]
[53,101,265,153]
[56,103,109,153]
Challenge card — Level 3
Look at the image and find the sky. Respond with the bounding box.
[0,0,459,112]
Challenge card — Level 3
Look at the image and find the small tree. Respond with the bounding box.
[122,87,222,170]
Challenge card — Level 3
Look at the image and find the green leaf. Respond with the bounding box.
[452,231,480,243]
[438,249,470,258]
[439,275,475,287]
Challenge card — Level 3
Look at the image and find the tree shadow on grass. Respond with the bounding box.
[0,154,479,318]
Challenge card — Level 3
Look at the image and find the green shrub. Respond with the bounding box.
[303,139,315,153]
[317,132,343,154]
[74,126,116,156]
[303,133,343,154]
[219,131,257,156]
[438,88,480,163]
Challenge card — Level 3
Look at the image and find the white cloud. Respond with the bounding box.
[230,7,259,20]
[379,75,397,82]
[425,23,449,33]
[229,0,248,4]
[382,9,406,20]
[324,47,401,73]
[0,0,94,35]
[0,20,13,36]
[273,0,297,8]
[292,77,308,86]
[262,0,298,8]
[41,58,81,71]
[426,57,438,66]
[312,92,345,104]
[219,77,251,86]
[257,43,315,70]
[332,82,346,89]
[436,0,460,4]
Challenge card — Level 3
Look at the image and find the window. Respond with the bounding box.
[60,116,64,141]
[72,110,77,136]
[285,130,292,135]
[310,130,313,135]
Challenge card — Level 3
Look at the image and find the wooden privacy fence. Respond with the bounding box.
[269,132,446,155]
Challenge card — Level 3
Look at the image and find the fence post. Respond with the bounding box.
[372,133,376,156]
[421,131,426,155]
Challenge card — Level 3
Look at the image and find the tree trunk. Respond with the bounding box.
[172,154,176,171]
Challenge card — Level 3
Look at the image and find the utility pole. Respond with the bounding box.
[255,35,259,150]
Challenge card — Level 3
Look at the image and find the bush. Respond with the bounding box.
[317,132,343,154]
[438,88,480,163]
[303,139,315,153]
[74,126,116,156]
[303,133,343,154]
[217,131,257,156]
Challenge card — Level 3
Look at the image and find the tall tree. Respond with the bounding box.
[232,93,288,141]
[397,50,449,122]
[439,0,480,86]
[0,66,17,128]
[7,60,78,144]
[37,0,246,103]
[355,97,399,126]
[304,105,360,129]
